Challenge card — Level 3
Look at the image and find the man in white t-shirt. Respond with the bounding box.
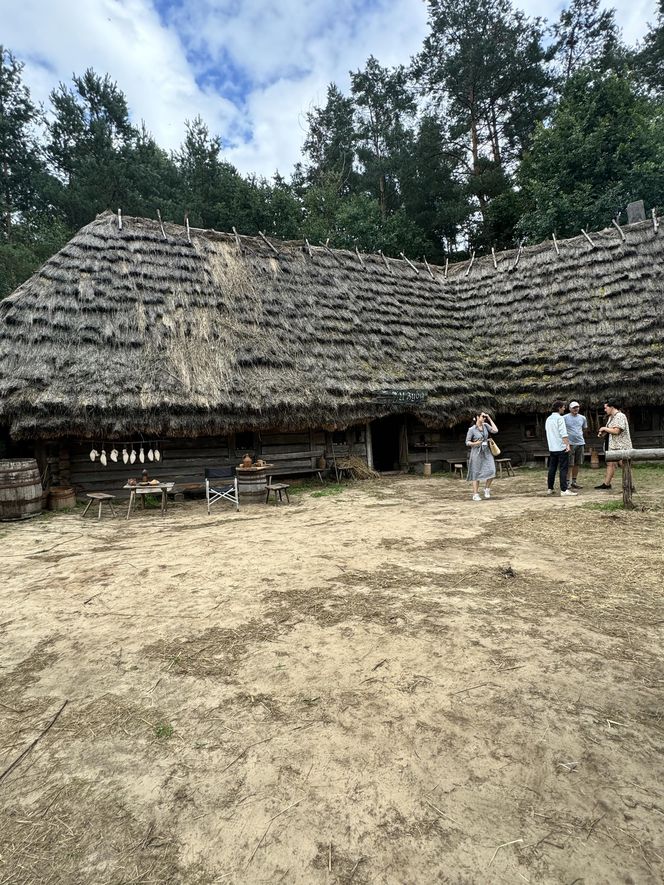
[545,400,577,496]
[595,401,633,490]
[563,401,587,489]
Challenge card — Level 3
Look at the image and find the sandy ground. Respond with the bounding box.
[1,467,663,885]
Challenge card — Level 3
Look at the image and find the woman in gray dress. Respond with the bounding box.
[466,412,499,501]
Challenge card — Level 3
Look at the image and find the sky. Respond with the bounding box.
[2,0,659,178]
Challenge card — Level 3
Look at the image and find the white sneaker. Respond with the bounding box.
[484,488,491,498]
[561,489,578,496]
[472,493,481,501]
[547,489,554,495]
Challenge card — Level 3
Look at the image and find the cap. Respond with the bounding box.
[569,401,580,409]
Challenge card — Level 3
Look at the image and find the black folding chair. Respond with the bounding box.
[205,467,239,514]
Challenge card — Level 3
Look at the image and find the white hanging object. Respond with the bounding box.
[122,447,129,464]
[130,447,136,464]
[139,446,145,463]
[110,448,119,462]
[100,448,107,466]
[154,446,161,462]
[147,447,154,461]
[89,448,98,462]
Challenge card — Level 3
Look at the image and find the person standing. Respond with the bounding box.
[564,401,587,489]
[545,401,577,496]
[466,412,499,501]
[595,401,633,489]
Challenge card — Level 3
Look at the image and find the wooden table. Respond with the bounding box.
[124,482,174,519]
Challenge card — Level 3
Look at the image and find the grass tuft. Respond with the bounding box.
[154,721,174,739]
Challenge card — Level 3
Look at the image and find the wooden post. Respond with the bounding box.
[365,422,374,469]
[622,459,634,509]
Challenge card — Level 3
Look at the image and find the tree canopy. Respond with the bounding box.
[2,2,664,298]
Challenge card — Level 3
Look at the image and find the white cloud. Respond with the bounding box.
[3,0,659,178]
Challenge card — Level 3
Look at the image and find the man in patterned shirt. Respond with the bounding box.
[595,401,633,490]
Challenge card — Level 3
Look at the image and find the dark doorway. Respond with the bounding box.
[371,415,404,472]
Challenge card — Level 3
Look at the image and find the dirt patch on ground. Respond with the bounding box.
[1,466,663,883]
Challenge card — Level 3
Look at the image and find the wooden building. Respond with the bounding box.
[0,211,662,493]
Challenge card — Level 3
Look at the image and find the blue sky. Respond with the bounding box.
[2,0,658,177]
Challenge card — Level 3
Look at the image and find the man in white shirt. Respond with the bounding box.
[563,401,588,489]
[545,401,577,496]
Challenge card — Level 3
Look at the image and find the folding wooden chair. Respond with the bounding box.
[205,467,239,514]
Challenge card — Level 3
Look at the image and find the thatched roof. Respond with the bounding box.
[0,211,662,439]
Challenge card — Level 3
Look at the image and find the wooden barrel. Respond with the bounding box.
[48,487,77,510]
[236,467,268,504]
[0,459,43,521]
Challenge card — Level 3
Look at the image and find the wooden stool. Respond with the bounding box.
[452,463,465,479]
[495,458,516,478]
[82,493,116,520]
[266,483,290,505]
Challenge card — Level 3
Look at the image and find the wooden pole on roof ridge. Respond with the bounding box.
[354,246,365,267]
[611,218,626,241]
[305,238,313,257]
[400,252,419,275]
[259,230,280,255]
[652,208,659,233]
[379,250,392,273]
[491,247,497,269]
[185,213,191,244]
[581,228,595,247]
[510,242,523,271]
[464,250,475,277]
[117,208,122,230]
[232,226,243,251]
[423,256,435,279]
[156,209,166,239]
[444,257,449,278]
[552,232,560,256]
[320,240,342,264]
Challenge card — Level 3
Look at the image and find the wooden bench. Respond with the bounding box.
[264,450,326,484]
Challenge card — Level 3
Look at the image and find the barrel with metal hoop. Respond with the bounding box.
[0,458,43,521]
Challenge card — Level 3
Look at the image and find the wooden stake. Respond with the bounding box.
[423,256,435,279]
[400,252,419,275]
[259,230,279,255]
[581,228,595,247]
[305,238,313,257]
[510,243,523,271]
[320,240,342,264]
[444,257,449,279]
[379,250,392,273]
[652,208,659,233]
[156,209,166,240]
[117,208,122,230]
[185,214,191,244]
[464,250,475,277]
[622,459,634,509]
[552,232,560,256]
[355,246,365,267]
[611,218,626,241]
[232,226,243,252]
[491,247,497,269]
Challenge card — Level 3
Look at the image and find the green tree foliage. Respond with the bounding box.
[0,47,43,240]
[637,1,664,93]
[552,0,622,84]
[518,70,664,241]
[414,0,551,248]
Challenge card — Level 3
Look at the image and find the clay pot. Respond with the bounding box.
[242,454,253,468]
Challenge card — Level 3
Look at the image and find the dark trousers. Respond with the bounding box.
[548,450,569,491]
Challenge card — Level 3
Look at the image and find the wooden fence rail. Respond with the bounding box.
[605,448,664,507]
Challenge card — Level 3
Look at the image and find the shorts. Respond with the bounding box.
[569,444,585,467]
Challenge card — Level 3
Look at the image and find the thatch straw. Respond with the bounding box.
[0,211,662,439]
